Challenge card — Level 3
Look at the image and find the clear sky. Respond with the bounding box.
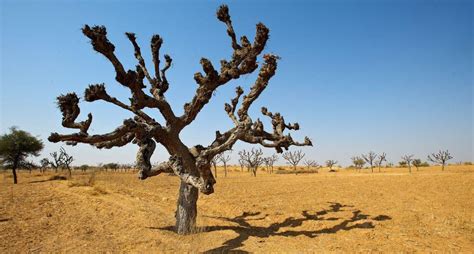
[1,0,472,167]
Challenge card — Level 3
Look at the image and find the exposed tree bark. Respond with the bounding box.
[175,181,198,234]
[48,5,312,234]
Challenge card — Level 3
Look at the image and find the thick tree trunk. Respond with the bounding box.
[175,181,198,235]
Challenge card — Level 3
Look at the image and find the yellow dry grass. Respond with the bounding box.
[1,165,473,253]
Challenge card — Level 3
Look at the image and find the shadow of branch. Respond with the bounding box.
[158,202,391,253]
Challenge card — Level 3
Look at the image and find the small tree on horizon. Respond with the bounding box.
[304,159,319,172]
[412,159,422,171]
[282,150,305,173]
[264,154,278,173]
[59,147,74,178]
[401,154,414,173]
[40,158,50,174]
[376,152,387,173]
[351,156,365,172]
[238,148,265,177]
[217,151,231,177]
[325,160,338,171]
[0,127,44,184]
[428,150,453,171]
[362,151,377,173]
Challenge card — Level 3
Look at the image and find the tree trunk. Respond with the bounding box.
[12,156,19,184]
[12,167,18,184]
[175,181,198,235]
[442,163,445,171]
[224,164,227,177]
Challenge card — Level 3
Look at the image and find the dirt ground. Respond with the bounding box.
[1,165,473,253]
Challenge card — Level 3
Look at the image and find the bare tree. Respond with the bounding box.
[40,158,50,174]
[211,156,219,178]
[351,156,365,172]
[401,154,414,173]
[217,151,232,177]
[47,5,311,234]
[264,154,278,173]
[238,159,246,172]
[412,159,422,171]
[362,152,377,173]
[325,160,338,171]
[428,150,453,171]
[49,151,62,173]
[238,148,265,177]
[375,152,387,173]
[60,147,74,178]
[282,150,305,173]
[304,159,319,172]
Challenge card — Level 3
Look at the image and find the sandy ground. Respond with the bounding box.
[1,165,473,253]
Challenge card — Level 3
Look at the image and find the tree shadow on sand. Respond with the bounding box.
[159,202,391,253]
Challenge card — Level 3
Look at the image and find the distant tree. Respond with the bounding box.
[0,127,44,184]
[79,164,89,172]
[238,159,246,172]
[304,159,319,171]
[59,147,74,177]
[40,158,50,174]
[238,148,264,177]
[412,159,422,171]
[103,163,120,171]
[428,150,453,171]
[217,151,232,177]
[401,154,414,173]
[49,151,62,173]
[282,150,305,173]
[375,152,387,173]
[362,152,377,173]
[351,156,365,172]
[398,161,407,167]
[325,160,338,171]
[264,154,278,173]
[211,156,219,178]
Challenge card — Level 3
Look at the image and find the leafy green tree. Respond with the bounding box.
[0,127,44,184]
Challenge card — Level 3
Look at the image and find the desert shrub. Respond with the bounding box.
[463,161,473,165]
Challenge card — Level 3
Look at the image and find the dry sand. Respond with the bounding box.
[1,165,473,253]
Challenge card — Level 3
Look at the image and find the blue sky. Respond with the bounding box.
[1,0,472,166]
